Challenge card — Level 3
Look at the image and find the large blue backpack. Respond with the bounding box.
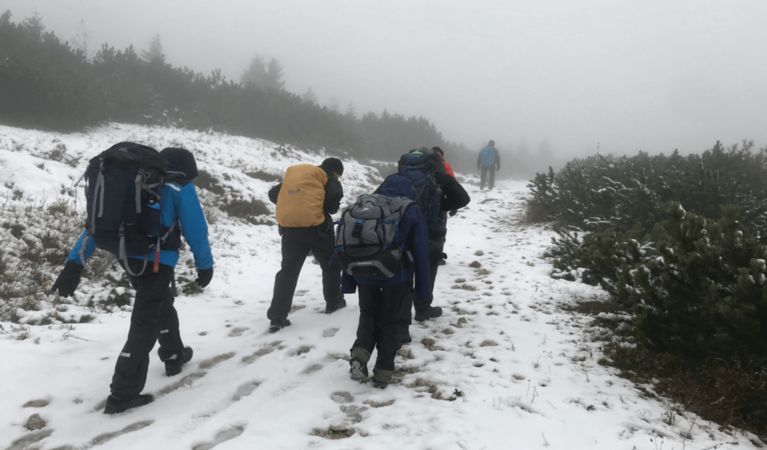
[480,146,496,166]
[397,148,446,234]
[79,142,173,276]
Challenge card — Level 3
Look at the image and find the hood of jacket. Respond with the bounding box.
[160,148,198,186]
[380,175,414,200]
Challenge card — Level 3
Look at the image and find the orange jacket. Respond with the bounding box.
[443,161,455,178]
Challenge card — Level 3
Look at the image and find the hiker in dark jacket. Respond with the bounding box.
[343,175,431,389]
[477,140,501,190]
[266,158,345,333]
[51,147,214,415]
[374,154,470,342]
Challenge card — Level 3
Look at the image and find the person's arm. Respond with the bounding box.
[323,177,344,215]
[495,148,500,170]
[477,152,482,170]
[436,172,470,211]
[268,183,282,204]
[404,206,432,302]
[66,230,96,265]
[176,184,214,269]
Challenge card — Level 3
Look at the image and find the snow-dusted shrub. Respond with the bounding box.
[528,140,767,233]
[0,197,119,322]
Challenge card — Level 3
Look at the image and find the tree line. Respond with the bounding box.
[0,11,473,168]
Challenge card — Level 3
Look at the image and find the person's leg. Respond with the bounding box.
[110,260,174,399]
[308,227,344,308]
[267,230,309,321]
[427,235,445,295]
[480,166,488,190]
[372,282,409,386]
[397,287,414,344]
[489,166,496,190]
[414,235,444,321]
[350,284,380,378]
[156,290,184,362]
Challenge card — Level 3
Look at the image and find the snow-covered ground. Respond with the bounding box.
[0,124,761,450]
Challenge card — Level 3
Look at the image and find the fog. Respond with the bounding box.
[4,0,767,158]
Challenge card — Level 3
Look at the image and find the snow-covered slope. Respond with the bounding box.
[0,124,761,450]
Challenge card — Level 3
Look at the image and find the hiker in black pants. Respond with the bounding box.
[266,158,345,333]
[374,150,470,343]
[409,170,470,330]
[51,147,214,415]
[478,140,501,190]
[343,175,431,389]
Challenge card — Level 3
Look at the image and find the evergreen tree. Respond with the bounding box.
[301,87,318,104]
[140,34,164,63]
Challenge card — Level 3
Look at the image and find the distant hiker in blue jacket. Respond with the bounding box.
[343,175,431,389]
[50,147,214,415]
[477,140,501,190]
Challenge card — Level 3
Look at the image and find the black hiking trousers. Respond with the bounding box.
[111,258,184,399]
[480,165,496,190]
[267,226,343,321]
[399,232,445,326]
[353,282,408,372]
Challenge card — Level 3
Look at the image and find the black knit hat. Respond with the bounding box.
[432,146,444,157]
[320,157,344,176]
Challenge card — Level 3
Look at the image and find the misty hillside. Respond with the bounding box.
[0,123,763,450]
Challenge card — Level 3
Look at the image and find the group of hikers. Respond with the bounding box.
[49,140,500,414]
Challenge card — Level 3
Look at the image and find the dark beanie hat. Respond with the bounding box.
[320,157,344,176]
[432,146,444,157]
[489,140,495,146]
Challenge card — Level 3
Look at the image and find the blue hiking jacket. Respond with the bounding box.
[67,181,214,270]
[341,175,432,302]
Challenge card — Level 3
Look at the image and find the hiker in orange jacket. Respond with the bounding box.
[432,147,455,178]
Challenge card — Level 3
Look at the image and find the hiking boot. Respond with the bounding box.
[325,299,347,314]
[165,347,193,377]
[269,318,291,333]
[373,381,389,389]
[414,306,443,322]
[104,394,153,415]
[349,357,369,381]
[398,326,412,345]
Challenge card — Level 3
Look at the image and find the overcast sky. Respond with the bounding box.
[4,0,767,157]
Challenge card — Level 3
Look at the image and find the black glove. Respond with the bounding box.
[196,267,214,288]
[449,209,457,217]
[51,261,84,298]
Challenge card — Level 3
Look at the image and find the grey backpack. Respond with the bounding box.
[333,194,414,280]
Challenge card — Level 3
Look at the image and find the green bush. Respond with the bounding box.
[616,203,767,365]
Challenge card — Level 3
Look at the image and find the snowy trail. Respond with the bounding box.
[0,124,761,450]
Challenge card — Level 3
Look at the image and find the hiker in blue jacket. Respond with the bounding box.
[343,175,431,389]
[50,147,214,415]
[477,140,501,190]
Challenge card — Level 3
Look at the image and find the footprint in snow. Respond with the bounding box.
[301,363,324,375]
[241,344,278,365]
[228,327,249,337]
[191,425,246,450]
[330,391,354,403]
[48,421,153,450]
[198,352,236,370]
[5,429,53,450]
[231,381,262,402]
[156,371,207,396]
[322,327,339,337]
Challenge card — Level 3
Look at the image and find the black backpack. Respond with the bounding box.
[397,148,446,234]
[333,194,414,280]
[79,142,172,276]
